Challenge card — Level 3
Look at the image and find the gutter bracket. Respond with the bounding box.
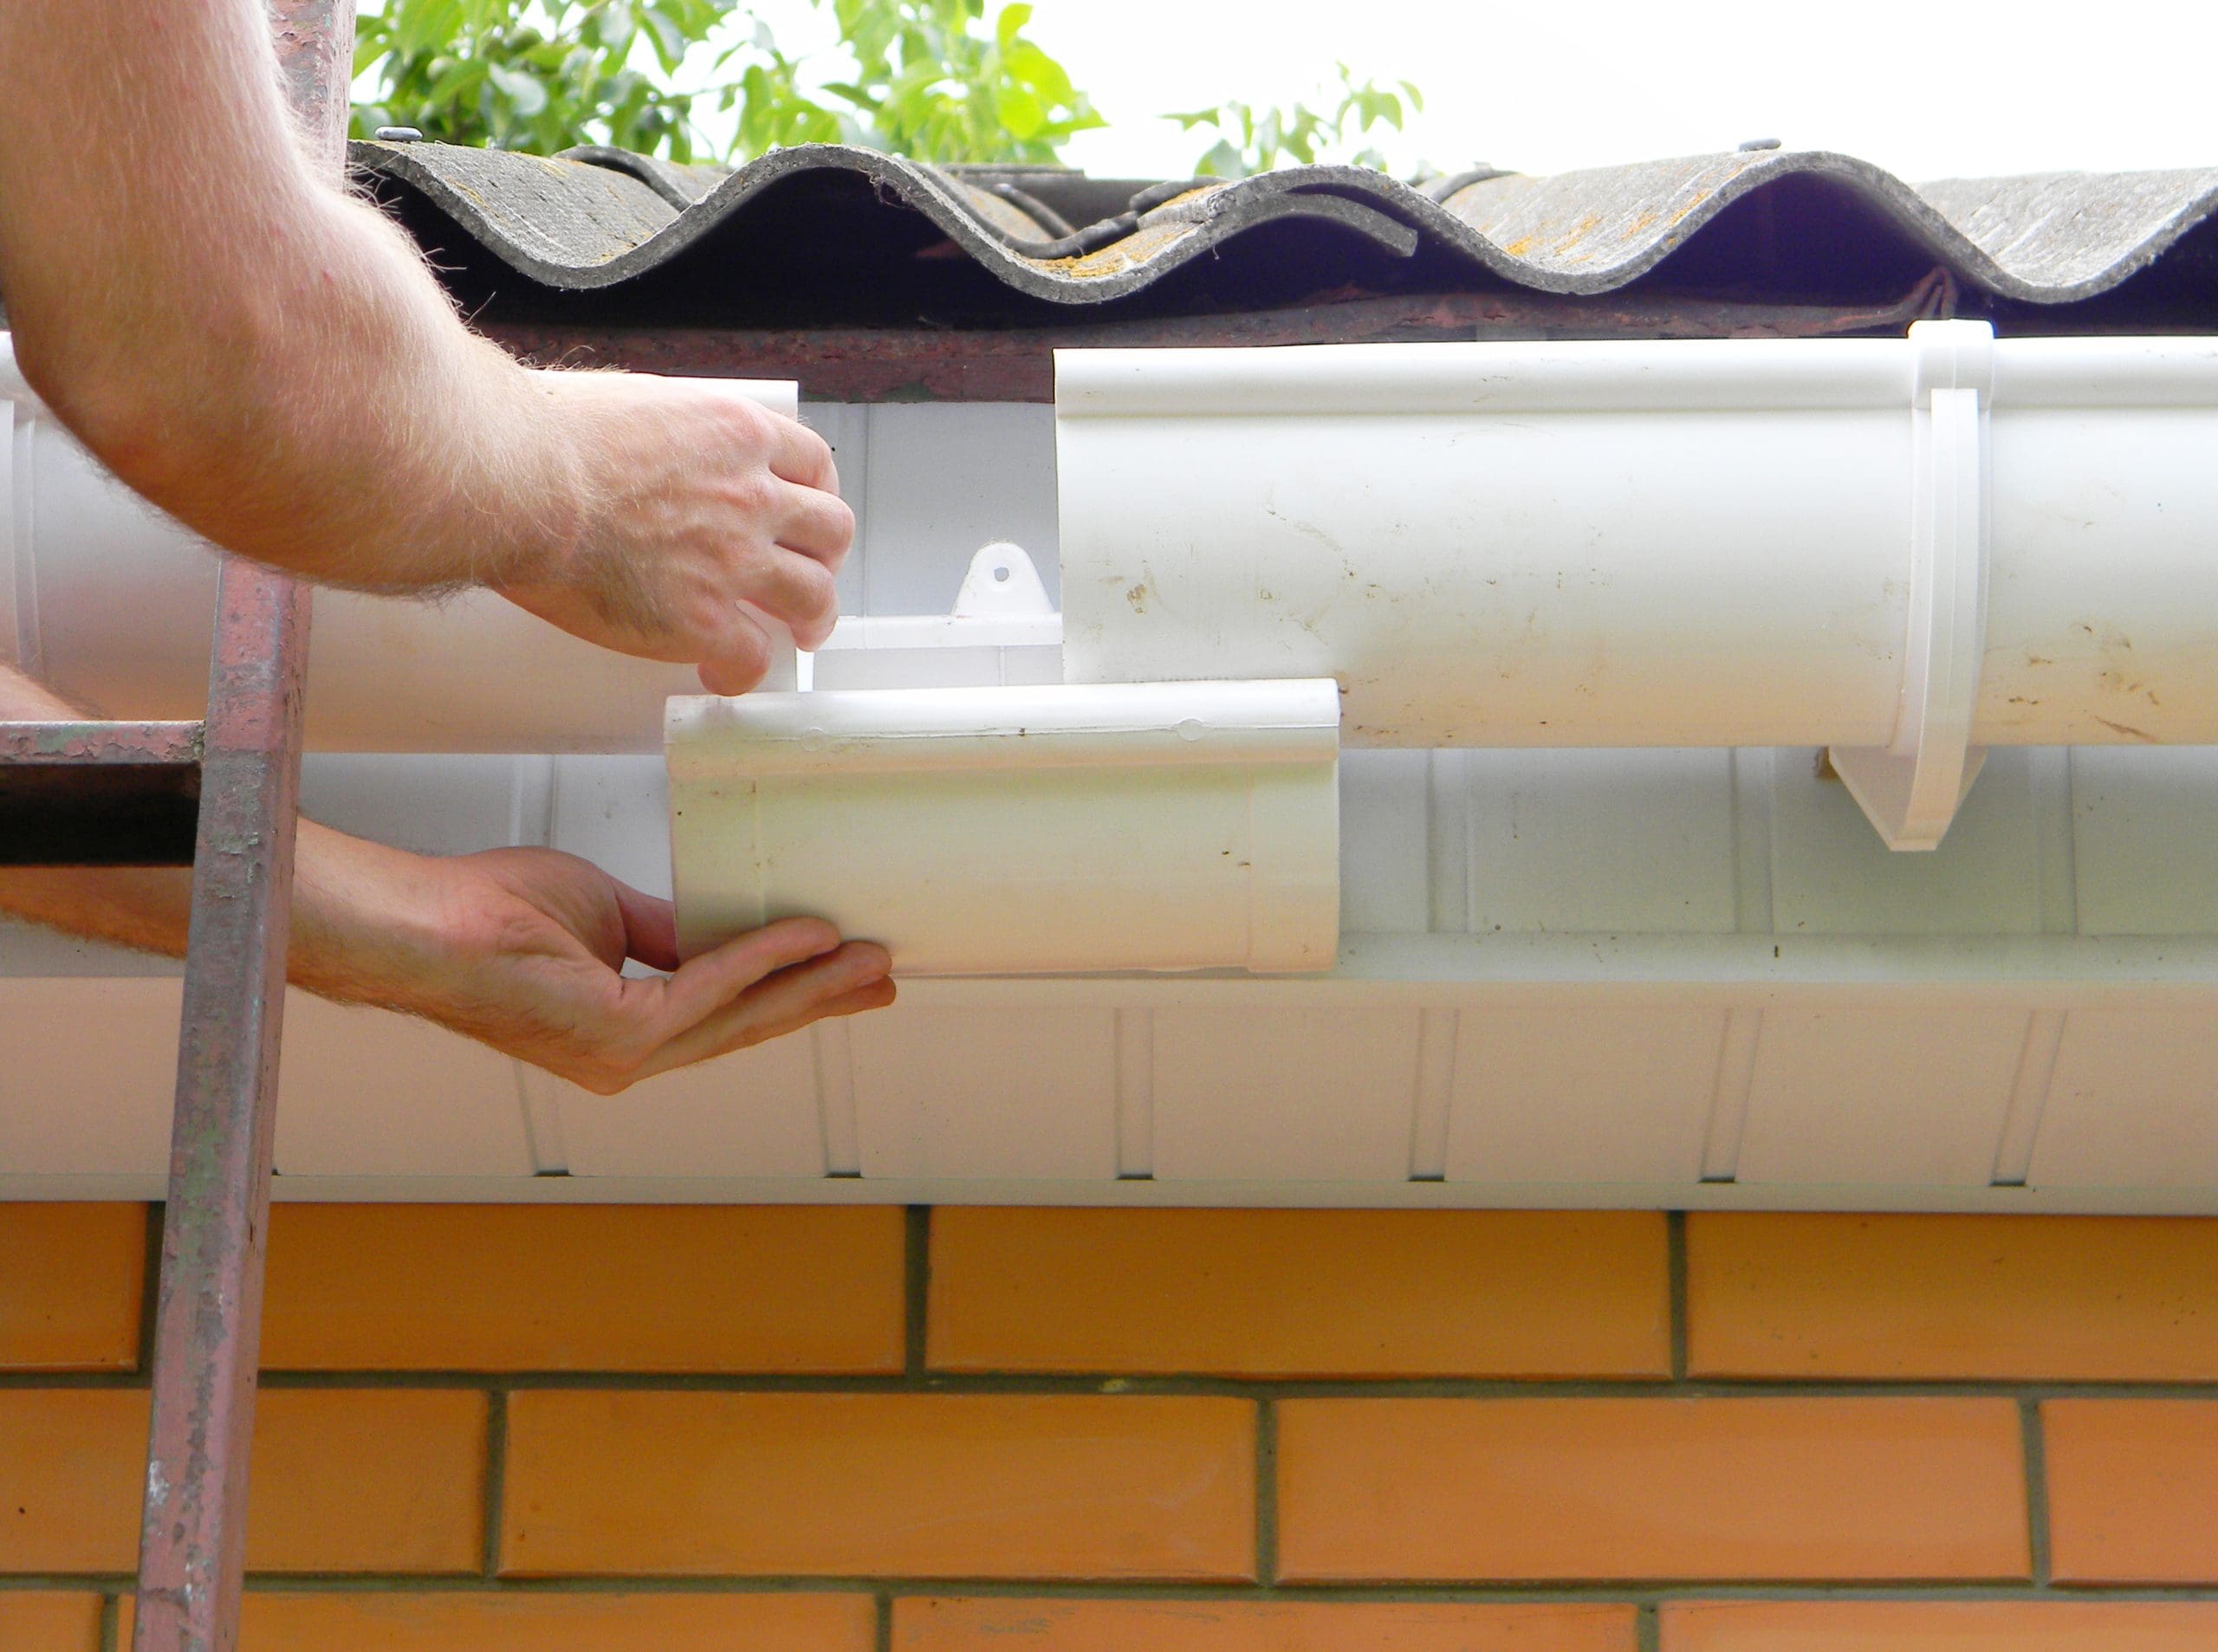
[1830,320,1994,851]
[953,541,1055,619]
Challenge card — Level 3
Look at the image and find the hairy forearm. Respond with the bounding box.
[0,664,444,1005]
[0,0,578,594]
[0,811,443,1007]
[0,660,893,1085]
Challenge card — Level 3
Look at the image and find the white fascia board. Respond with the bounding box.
[884,932,2218,1007]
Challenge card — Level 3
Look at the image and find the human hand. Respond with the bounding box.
[496,370,853,694]
[302,832,893,1093]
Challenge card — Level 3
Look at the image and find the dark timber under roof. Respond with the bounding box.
[351,139,2218,400]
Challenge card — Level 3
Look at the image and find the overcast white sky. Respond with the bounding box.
[1010,0,2216,183]
[522,0,2216,181]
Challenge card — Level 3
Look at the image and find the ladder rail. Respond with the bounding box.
[129,7,344,1648]
[128,562,311,1652]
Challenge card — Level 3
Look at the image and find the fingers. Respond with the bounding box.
[531,373,854,684]
[775,482,855,568]
[737,547,840,651]
[640,940,893,1079]
[765,417,838,493]
[740,975,898,1047]
[696,606,775,696]
[652,916,846,1032]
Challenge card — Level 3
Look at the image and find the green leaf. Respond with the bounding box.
[996,82,1044,139]
[356,0,1182,167]
[1197,137,1244,178]
[427,55,490,104]
[401,0,468,56]
[486,62,549,116]
[640,9,688,68]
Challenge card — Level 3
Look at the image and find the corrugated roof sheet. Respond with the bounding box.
[353,139,2218,317]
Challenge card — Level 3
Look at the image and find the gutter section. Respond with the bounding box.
[667,680,1341,975]
[1058,327,2218,758]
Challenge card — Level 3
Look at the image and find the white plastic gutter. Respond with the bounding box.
[23,320,2213,796]
[667,678,1341,974]
[1057,321,2218,846]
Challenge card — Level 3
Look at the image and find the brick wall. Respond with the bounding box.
[6,1203,2218,1649]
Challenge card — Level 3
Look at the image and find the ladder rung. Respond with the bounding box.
[0,719,204,865]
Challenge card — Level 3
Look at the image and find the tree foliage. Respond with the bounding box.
[353,0,717,158]
[351,0,1417,176]
[352,0,1100,164]
[1169,63,1422,178]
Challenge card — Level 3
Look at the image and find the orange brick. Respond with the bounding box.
[1689,1214,2218,1379]
[928,1209,1669,1377]
[503,1390,1254,1578]
[261,1204,905,1372]
[1277,1397,2027,1581]
[0,1388,484,1572]
[1662,1600,2218,1650]
[895,1597,1638,1651]
[118,1591,872,1651]
[0,1593,102,1652]
[247,1389,487,1572]
[2046,1399,2218,1582]
[0,1204,145,1370]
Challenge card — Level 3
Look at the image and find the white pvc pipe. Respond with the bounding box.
[1,334,797,750]
[1056,327,2218,750]
[666,680,1342,975]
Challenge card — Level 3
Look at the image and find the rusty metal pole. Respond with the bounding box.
[268,0,357,160]
[130,5,347,1650]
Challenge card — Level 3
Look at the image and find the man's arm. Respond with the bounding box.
[0,0,845,693]
[0,664,893,1092]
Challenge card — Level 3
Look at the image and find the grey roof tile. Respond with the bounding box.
[351,138,2218,314]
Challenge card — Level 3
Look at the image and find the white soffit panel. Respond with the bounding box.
[1462,749,1737,934]
[1734,1007,2032,1187]
[849,1006,1119,1181]
[1770,748,2046,935]
[555,1036,825,1179]
[272,994,535,1177]
[1446,1007,1725,1185]
[2027,1010,2218,1188]
[1338,749,1430,934]
[2070,747,2218,936]
[859,404,1060,613]
[548,755,671,899]
[0,977,179,1176]
[1151,1007,1423,1182]
[302,754,548,857]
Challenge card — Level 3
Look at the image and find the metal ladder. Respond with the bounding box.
[0,6,346,1647]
